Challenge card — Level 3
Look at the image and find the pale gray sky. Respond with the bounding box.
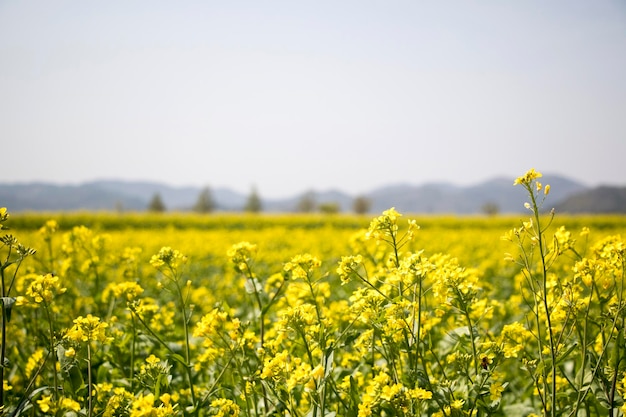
[1,1,625,198]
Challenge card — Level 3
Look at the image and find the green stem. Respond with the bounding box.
[174,279,197,408]
[0,300,5,409]
[0,266,6,410]
[43,304,59,400]
[529,188,557,417]
[130,313,136,390]
[87,343,93,417]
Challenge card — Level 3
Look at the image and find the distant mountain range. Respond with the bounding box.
[1,174,625,214]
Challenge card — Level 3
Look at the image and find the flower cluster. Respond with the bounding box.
[65,314,109,344]
[283,253,321,280]
[227,241,257,274]
[150,246,188,272]
[25,273,66,304]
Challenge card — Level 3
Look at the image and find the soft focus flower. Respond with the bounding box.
[25,273,66,304]
[514,168,542,186]
[210,398,240,417]
[150,246,187,271]
[227,241,257,274]
[284,253,321,280]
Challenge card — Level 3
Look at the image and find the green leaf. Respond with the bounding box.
[167,353,189,368]
[66,365,85,396]
[349,375,360,407]
[324,348,334,378]
[554,342,578,366]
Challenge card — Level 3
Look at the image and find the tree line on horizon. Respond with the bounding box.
[146,186,374,214]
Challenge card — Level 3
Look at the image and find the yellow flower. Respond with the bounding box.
[146,354,161,365]
[513,168,542,186]
[408,387,433,400]
[60,397,81,412]
[261,350,290,380]
[365,207,402,241]
[193,308,229,338]
[310,364,325,380]
[150,246,187,271]
[380,383,403,401]
[210,398,240,417]
[25,349,45,378]
[130,393,156,417]
[336,255,363,284]
[227,241,257,274]
[284,253,321,280]
[0,207,8,228]
[25,273,66,304]
[39,219,58,238]
[490,382,505,401]
[104,281,144,302]
[450,398,465,409]
[37,395,53,413]
[65,314,108,343]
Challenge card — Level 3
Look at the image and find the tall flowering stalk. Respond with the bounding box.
[64,314,109,417]
[339,207,508,416]
[24,273,67,400]
[149,246,197,411]
[504,168,626,416]
[283,253,329,417]
[0,208,36,411]
[506,169,560,415]
[227,241,286,415]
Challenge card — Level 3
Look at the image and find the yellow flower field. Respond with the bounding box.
[1,171,626,416]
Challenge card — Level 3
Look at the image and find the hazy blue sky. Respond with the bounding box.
[1,1,625,198]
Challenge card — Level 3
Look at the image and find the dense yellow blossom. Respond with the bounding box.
[25,273,66,304]
[513,168,542,186]
[65,314,108,343]
[3,187,626,417]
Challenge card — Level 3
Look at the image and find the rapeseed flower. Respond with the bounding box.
[25,348,45,378]
[37,395,81,414]
[129,393,176,417]
[227,241,257,274]
[103,281,144,302]
[336,255,364,284]
[65,314,109,343]
[490,382,505,401]
[408,387,432,400]
[513,168,542,186]
[193,308,229,339]
[150,246,187,272]
[210,398,240,417]
[260,350,290,380]
[284,253,321,280]
[36,395,53,413]
[25,273,66,304]
[0,207,8,226]
[38,219,58,238]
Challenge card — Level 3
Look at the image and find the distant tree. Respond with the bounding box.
[244,186,262,213]
[318,202,340,214]
[193,186,216,213]
[296,191,316,213]
[148,193,166,212]
[481,202,500,216]
[352,195,372,214]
